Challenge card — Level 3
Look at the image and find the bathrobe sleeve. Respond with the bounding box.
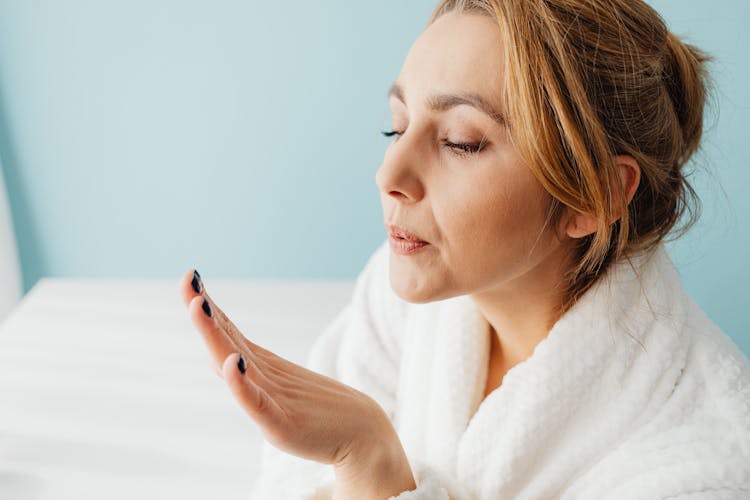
[250,240,450,499]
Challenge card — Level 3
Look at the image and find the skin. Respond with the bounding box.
[181,10,640,497]
[178,274,416,499]
[377,11,640,393]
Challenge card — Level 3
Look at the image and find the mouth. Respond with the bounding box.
[384,223,429,244]
[385,223,430,255]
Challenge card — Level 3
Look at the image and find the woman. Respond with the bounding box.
[179,0,750,498]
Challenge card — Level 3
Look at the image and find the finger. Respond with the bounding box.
[203,297,312,383]
[189,294,242,373]
[201,291,254,353]
[202,291,276,359]
[179,268,204,308]
[181,271,290,368]
[222,352,284,428]
[177,269,252,354]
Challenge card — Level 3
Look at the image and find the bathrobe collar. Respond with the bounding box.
[397,244,688,498]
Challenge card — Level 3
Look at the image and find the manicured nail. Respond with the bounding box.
[237,354,246,374]
[201,298,212,318]
[191,270,203,294]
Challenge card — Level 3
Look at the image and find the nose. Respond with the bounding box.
[374,134,425,203]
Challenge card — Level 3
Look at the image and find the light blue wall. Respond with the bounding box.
[0,0,437,289]
[651,0,750,356]
[0,1,747,355]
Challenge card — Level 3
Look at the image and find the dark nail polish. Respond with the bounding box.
[191,270,203,294]
[201,298,212,318]
[237,354,246,374]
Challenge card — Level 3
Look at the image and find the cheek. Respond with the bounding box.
[437,169,550,273]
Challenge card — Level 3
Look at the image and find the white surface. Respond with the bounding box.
[0,277,354,499]
[0,159,21,323]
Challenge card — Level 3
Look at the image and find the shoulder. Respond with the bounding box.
[564,316,750,499]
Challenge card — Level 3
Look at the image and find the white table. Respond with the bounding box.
[0,278,354,499]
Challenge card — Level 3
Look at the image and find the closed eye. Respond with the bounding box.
[381,130,401,138]
[443,140,485,156]
[381,130,488,158]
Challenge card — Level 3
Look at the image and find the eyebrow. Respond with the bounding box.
[388,82,506,128]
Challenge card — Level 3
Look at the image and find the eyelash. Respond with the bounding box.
[381,130,486,158]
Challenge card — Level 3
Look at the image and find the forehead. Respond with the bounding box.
[396,12,506,106]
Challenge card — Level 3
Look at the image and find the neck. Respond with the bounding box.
[470,248,571,371]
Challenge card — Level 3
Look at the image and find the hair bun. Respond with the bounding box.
[662,31,712,167]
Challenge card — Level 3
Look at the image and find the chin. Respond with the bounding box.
[392,287,434,304]
[388,268,456,304]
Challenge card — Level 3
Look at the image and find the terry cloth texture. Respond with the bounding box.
[250,239,750,499]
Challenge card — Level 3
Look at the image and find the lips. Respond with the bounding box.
[385,223,428,243]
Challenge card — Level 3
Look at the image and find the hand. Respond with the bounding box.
[178,269,411,481]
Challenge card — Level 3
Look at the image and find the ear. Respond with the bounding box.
[564,209,598,239]
[611,155,641,220]
[563,155,642,239]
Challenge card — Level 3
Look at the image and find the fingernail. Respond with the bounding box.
[191,270,203,294]
[237,354,247,374]
[201,298,212,318]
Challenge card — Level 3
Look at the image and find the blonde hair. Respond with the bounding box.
[429,0,712,312]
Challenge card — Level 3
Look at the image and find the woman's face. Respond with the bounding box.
[376,11,570,304]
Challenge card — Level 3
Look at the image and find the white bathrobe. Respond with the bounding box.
[250,239,750,499]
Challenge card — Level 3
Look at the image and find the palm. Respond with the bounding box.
[178,269,388,466]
